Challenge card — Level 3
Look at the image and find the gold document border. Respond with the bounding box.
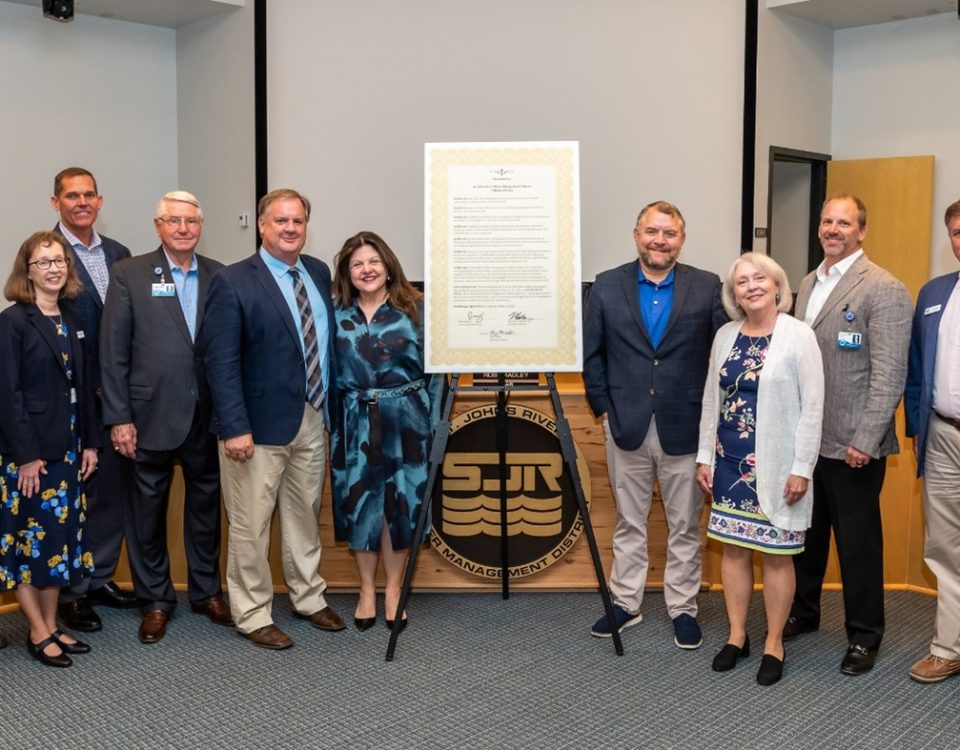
[427,145,578,369]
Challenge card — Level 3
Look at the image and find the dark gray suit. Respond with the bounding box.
[100,248,225,613]
[583,259,725,617]
[791,252,912,650]
[54,223,133,600]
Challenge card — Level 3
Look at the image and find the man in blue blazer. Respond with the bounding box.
[583,200,726,648]
[52,167,138,632]
[905,199,960,683]
[203,188,345,649]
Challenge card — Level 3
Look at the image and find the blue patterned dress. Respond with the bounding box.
[330,300,440,551]
[0,316,94,589]
[706,332,805,555]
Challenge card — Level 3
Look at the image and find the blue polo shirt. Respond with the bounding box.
[638,266,675,350]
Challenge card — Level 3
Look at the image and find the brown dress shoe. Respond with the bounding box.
[190,595,234,627]
[138,610,169,644]
[909,654,960,683]
[295,605,346,631]
[243,624,293,650]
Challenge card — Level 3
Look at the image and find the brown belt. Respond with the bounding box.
[935,411,960,431]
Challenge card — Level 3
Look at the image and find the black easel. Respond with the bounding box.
[385,372,624,660]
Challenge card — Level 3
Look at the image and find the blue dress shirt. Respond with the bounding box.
[163,249,199,341]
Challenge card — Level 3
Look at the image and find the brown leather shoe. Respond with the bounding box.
[138,610,169,644]
[909,654,960,683]
[295,605,346,631]
[243,624,293,650]
[190,595,234,627]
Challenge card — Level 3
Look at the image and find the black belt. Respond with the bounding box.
[935,411,960,431]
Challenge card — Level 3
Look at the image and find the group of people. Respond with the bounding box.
[585,194,960,686]
[2,170,958,689]
[0,168,437,666]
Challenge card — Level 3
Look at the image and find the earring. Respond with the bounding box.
[775,292,781,305]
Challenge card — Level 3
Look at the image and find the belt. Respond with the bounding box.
[351,379,426,404]
[935,411,960,431]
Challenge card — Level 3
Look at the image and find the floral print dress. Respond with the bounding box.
[0,316,93,589]
[706,332,805,555]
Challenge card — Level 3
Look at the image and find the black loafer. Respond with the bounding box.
[712,636,750,672]
[87,581,139,609]
[51,629,91,654]
[840,644,877,676]
[757,653,784,685]
[782,616,817,642]
[27,635,72,668]
[57,599,102,632]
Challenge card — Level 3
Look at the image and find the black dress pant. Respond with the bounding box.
[128,407,223,613]
[791,455,887,651]
[62,422,134,601]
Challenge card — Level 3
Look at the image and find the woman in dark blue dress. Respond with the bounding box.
[330,231,440,632]
[0,231,99,667]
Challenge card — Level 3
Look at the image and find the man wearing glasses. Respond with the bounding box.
[99,191,231,644]
[52,167,138,632]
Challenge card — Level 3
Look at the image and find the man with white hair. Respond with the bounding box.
[100,191,231,644]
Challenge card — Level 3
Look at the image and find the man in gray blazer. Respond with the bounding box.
[100,191,231,644]
[583,201,726,648]
[787,193,912,676]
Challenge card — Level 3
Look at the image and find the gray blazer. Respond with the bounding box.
[794,253,912,460]
[100,247,224,452]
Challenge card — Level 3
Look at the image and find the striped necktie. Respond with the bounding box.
[289,268,323,410]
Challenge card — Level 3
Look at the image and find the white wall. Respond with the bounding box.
[753,6,833,255]
[176,4,256,264]
[0,1,178,275]
[832,13,960,278]
[267,0,746,280]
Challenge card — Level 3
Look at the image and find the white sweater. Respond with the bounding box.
[696,313,824,531]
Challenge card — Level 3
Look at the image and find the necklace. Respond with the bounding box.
[46,313,65,336]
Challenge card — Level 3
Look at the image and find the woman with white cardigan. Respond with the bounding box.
[696,252,824,686]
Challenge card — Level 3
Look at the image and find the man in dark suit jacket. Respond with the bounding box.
[788,193,912,676]
[904,199,960,684]
[51,167,138,632]
[583,200,726,648]
[100,191,231,645]
[203,188,344,650]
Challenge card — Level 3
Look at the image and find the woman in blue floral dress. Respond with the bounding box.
[697,253,823,685]
[0,231,99,666]
[330,232,440,632]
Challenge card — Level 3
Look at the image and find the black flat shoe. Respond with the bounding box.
[385,617,408,633]
[51,628,91,654]
[27,635,72,668]
[712,636,750,672]
[354,616,376,631]
[757,653,784,685]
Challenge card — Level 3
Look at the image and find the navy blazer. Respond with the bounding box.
[583,260,726,454]
[100,248,224,452]
[905,271,958,476]
[53,223,132,393]
[0,302,100,465]
[202,252,337,445]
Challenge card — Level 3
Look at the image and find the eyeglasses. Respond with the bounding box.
[29,258,68,270]
[157,217,202,228]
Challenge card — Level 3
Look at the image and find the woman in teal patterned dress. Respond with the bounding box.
[0,231,99,667]
[330,232,440,632]
[696,253,823,686]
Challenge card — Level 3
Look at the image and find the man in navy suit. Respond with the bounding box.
[905,199,960,683]
[52,167,138,632]
[203,188,345,649]
[583,200,726,648]
[100,191,231,645]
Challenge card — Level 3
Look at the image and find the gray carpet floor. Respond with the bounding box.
[0,590,956,749]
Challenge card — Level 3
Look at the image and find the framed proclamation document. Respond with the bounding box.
[424,141,582,373]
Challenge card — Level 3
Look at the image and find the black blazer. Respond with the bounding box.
[0,302,100,465]
[583,260,727,454]
[202,252,337,445]
[100,248,224,452]
[52,223,132,393]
